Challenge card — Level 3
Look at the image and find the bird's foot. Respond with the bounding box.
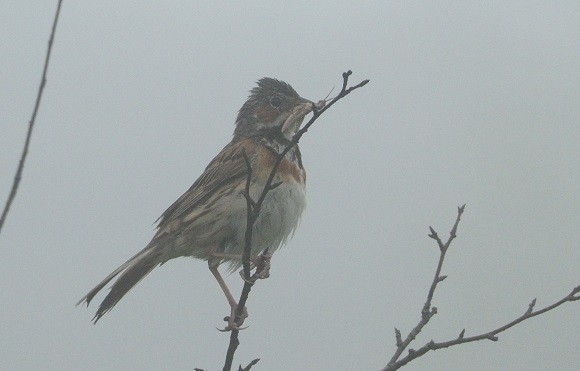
[238,251,271,283]
[218,305,249,331]
[253,251,271,279]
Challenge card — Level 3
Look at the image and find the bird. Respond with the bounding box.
[78,78,315,327]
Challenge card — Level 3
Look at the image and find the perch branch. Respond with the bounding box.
[221,71,369,371]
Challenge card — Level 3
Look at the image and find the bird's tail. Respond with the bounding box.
[77,243,162,323]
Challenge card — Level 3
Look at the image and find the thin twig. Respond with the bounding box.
[238,358,260,371]
[241,150,256,280]
[383,206,580,370]
[0,0,63,236]
[387,205,465,368]
[385,285,580,370]
[424,205,465,311]
[221,71,369,371]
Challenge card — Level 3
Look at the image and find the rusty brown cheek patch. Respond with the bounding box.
[254,105,279,123]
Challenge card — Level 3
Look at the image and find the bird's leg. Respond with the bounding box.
[207,251,272,330]
[208,251,271,280]
[208,262,247,331]
[209,252,258,280]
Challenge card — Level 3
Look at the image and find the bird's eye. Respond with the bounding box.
[269,96,282,108]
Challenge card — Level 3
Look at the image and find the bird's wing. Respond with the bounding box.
[155,139,258,230]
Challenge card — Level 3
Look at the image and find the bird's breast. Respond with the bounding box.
[255,143,306,184]
[245,144,306,255]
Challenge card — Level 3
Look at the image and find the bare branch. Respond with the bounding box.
[383,206,580,370]
[427,227,444,251]
[397,285,580,363]
[394,328,403,347]
[241,149,256,279]
[221,71,369,370]
[0,0,63,236]
[385,206,466,369]
[238,358,260,371]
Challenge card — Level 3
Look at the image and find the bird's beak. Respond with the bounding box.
[281,99,315,139]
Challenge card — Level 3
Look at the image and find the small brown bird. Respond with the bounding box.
[78,78,314,325]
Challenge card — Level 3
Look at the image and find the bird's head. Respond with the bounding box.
[234,78,314,141]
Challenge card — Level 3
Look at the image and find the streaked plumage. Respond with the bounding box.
[78,78,313,323]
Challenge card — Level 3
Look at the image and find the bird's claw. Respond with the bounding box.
[238,252,272,283]
[254,251,271,279]
[218,306,249,331]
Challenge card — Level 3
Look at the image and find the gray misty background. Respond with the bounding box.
[1,2,579,370]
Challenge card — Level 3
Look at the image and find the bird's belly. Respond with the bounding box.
[170,179,306,268]
[250,180,306,254]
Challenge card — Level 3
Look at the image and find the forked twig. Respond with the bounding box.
[385,205,465,369]
[383,206,580,370]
